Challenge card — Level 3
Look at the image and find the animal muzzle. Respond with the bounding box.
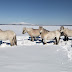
[22,31,24,34]
[61,32,64,36]
[40,32,42,34]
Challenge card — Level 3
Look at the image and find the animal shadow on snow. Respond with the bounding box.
[68,39,72,40]
[36,40,55,44]
[28,36,41,41]
[2,42,10,45]
[63,38,72,41]
[27,37,55,44]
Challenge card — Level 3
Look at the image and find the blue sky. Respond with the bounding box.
[0,0,72,25]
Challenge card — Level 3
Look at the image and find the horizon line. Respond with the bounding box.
[0,24,72,26]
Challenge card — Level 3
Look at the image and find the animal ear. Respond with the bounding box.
[39,26,43,29]
[60,26,64,30]
[62,26,64,29]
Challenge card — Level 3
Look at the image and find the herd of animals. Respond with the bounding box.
[0,26,72,46]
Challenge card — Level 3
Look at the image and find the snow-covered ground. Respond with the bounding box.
[0,25,72,72]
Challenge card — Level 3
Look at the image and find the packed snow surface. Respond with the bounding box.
[0,25,72,72]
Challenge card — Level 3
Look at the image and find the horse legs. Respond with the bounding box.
[34,37,37,41]
[43,42,47,45]
[31,37,32,41]
[54,37,57,45]
[10,40,14,46]
[13,39,17,45]
[43,39,47,45]
[54,37,60,45]
[31,37,34,42]
[34,37,39,41]
[66,36,69,41]
[41,39,43,42]
[64,36,68,41]
[15,40,17,45]
[64,36,67,41]
[41,39,46,45]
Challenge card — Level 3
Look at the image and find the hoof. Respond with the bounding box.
[41,39,43,42]
[63,38,67,41]
[31,40,34,42]
[43,42,46,45]
[67,37,69,41]
[54,42,56,45]
[54,42,58,45]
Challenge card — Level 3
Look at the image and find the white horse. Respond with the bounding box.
[22,27,40,41]
[39,26,61,45]
[0,29,17,46]
[60,26,72,41]
[39,26,49,42]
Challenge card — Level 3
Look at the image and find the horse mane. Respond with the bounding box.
[43,28,49,32]
[57,29,60,32]
[26,28,33,31]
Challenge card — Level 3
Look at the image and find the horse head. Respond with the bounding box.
[39,26,43,34]
[22,27,27,34]
[60,26,65,36]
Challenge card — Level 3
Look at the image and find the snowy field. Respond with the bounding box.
[0,25,72,72]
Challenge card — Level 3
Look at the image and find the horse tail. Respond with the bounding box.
[14,35,17,45]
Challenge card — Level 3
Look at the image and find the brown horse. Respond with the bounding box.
[0,29,17,46]
[22,27,40,41]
